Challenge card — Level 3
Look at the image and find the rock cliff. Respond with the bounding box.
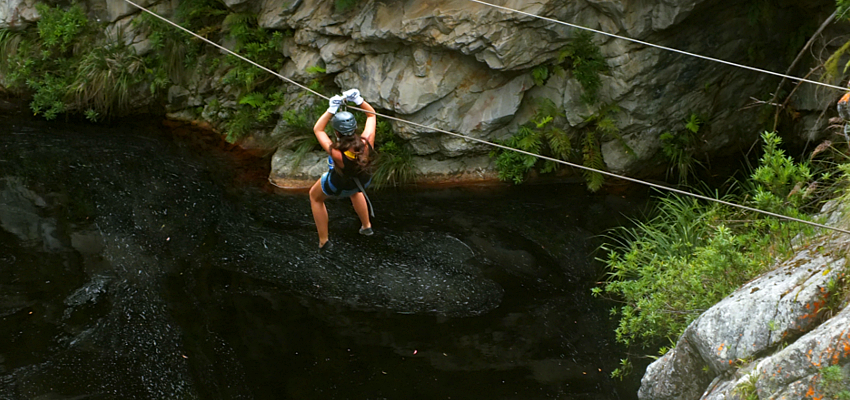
[0,0,844,187]
[639,200,850,400]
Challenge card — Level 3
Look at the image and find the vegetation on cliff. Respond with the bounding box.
[0,0,416,188]
[595,131,850,379]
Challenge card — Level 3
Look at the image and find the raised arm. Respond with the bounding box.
[342,89,377,147]
[356,100,377,147]
[314,95,344,154]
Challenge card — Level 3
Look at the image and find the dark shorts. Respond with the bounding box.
[320,172,371,198]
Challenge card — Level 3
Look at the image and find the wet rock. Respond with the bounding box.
[638,337,713,400]
[0,177,63,251]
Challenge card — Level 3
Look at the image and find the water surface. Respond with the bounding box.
[0,108,645,399]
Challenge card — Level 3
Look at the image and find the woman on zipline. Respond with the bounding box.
[310,89,377,251]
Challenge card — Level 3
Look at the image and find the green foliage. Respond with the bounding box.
[221,13,285,91]
[306,65,327,75]
[490,100,623,191]
[84,109,99,122]
[373,125,416,189]
[596,132,850,367]
[582,130,605,191]
[225,89,289,142]
[334,0,359,13]
[531,65,549,86]
[493,125,542,184]
[491,99,567,184]
[28,73,69,120]
[840,0,850,19]
[610,358,633,381]
[660,113,704,184]
[734,373,760,400]
[597,195,770,346]
[1,3,161,121]
[819,365,850,400]
[559,30,607,104]
[751,131,813,214]
[579,105,625,191]
[174,0,229,32]
[35,3,88,52]
[70,43,147,117]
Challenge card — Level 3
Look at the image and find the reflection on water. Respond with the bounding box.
[0,108,645,399]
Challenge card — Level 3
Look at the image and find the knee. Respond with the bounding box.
[309,182,324,203]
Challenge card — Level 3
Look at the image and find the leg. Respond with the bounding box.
[309,179,330,247]
[350,192,371,230]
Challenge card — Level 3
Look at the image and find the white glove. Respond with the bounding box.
[327,95,344,114]
[342,88,364,106]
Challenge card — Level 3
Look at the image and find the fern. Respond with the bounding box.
[306,65,326,75]
[559,30,607,105]
[238,92,265,108]
[582,131,606,191]
[532,65,549,86]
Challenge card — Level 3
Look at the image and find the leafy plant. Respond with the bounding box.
[750,131,813,213]
[334,0,359,13]
[579,105,626,191]
[610,358,633,381]
[733,373,760,400]
[35,3,88,52]
[221,13,285,91]
[559,30,607,104]
[70,43,147,117]
[490,99,568,184]
[595,131,850,373]
[660,113,704,184]
[373,137,416,189]
[493,124,542,184]
[531,65,549,86]
[819,365,850,400]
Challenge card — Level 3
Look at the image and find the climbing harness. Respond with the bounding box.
[122,0,850,236]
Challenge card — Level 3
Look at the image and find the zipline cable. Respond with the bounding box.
[122,0,327,100]
[466,0,850,93]
[122,0,850,236]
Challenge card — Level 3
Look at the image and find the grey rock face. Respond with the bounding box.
[688,250,845,376]
[1,0,841,184]
[0,0,39,30]
[638,228,850,400]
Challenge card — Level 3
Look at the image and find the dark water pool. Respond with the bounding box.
[0,107,647,399]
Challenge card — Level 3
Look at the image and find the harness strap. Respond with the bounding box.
[353,177,374,217]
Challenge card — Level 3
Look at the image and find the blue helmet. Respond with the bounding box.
[331,111,357,136]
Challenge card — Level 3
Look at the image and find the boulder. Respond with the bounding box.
[639,235,849,399]
[0,0,38,30]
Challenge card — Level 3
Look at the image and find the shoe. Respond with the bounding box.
[359,227,373,236]
[318,240,333,253]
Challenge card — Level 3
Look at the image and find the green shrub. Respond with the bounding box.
[751,131,813,213]
[334,0,359,13]
[372,121,416,188]
[559,30,607,105]
[28,73,69,120]
[660,113,704,184]
[819,365,850,400]
[70,43,147,117]
[35,3,88,52]
[595,131,837,349]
